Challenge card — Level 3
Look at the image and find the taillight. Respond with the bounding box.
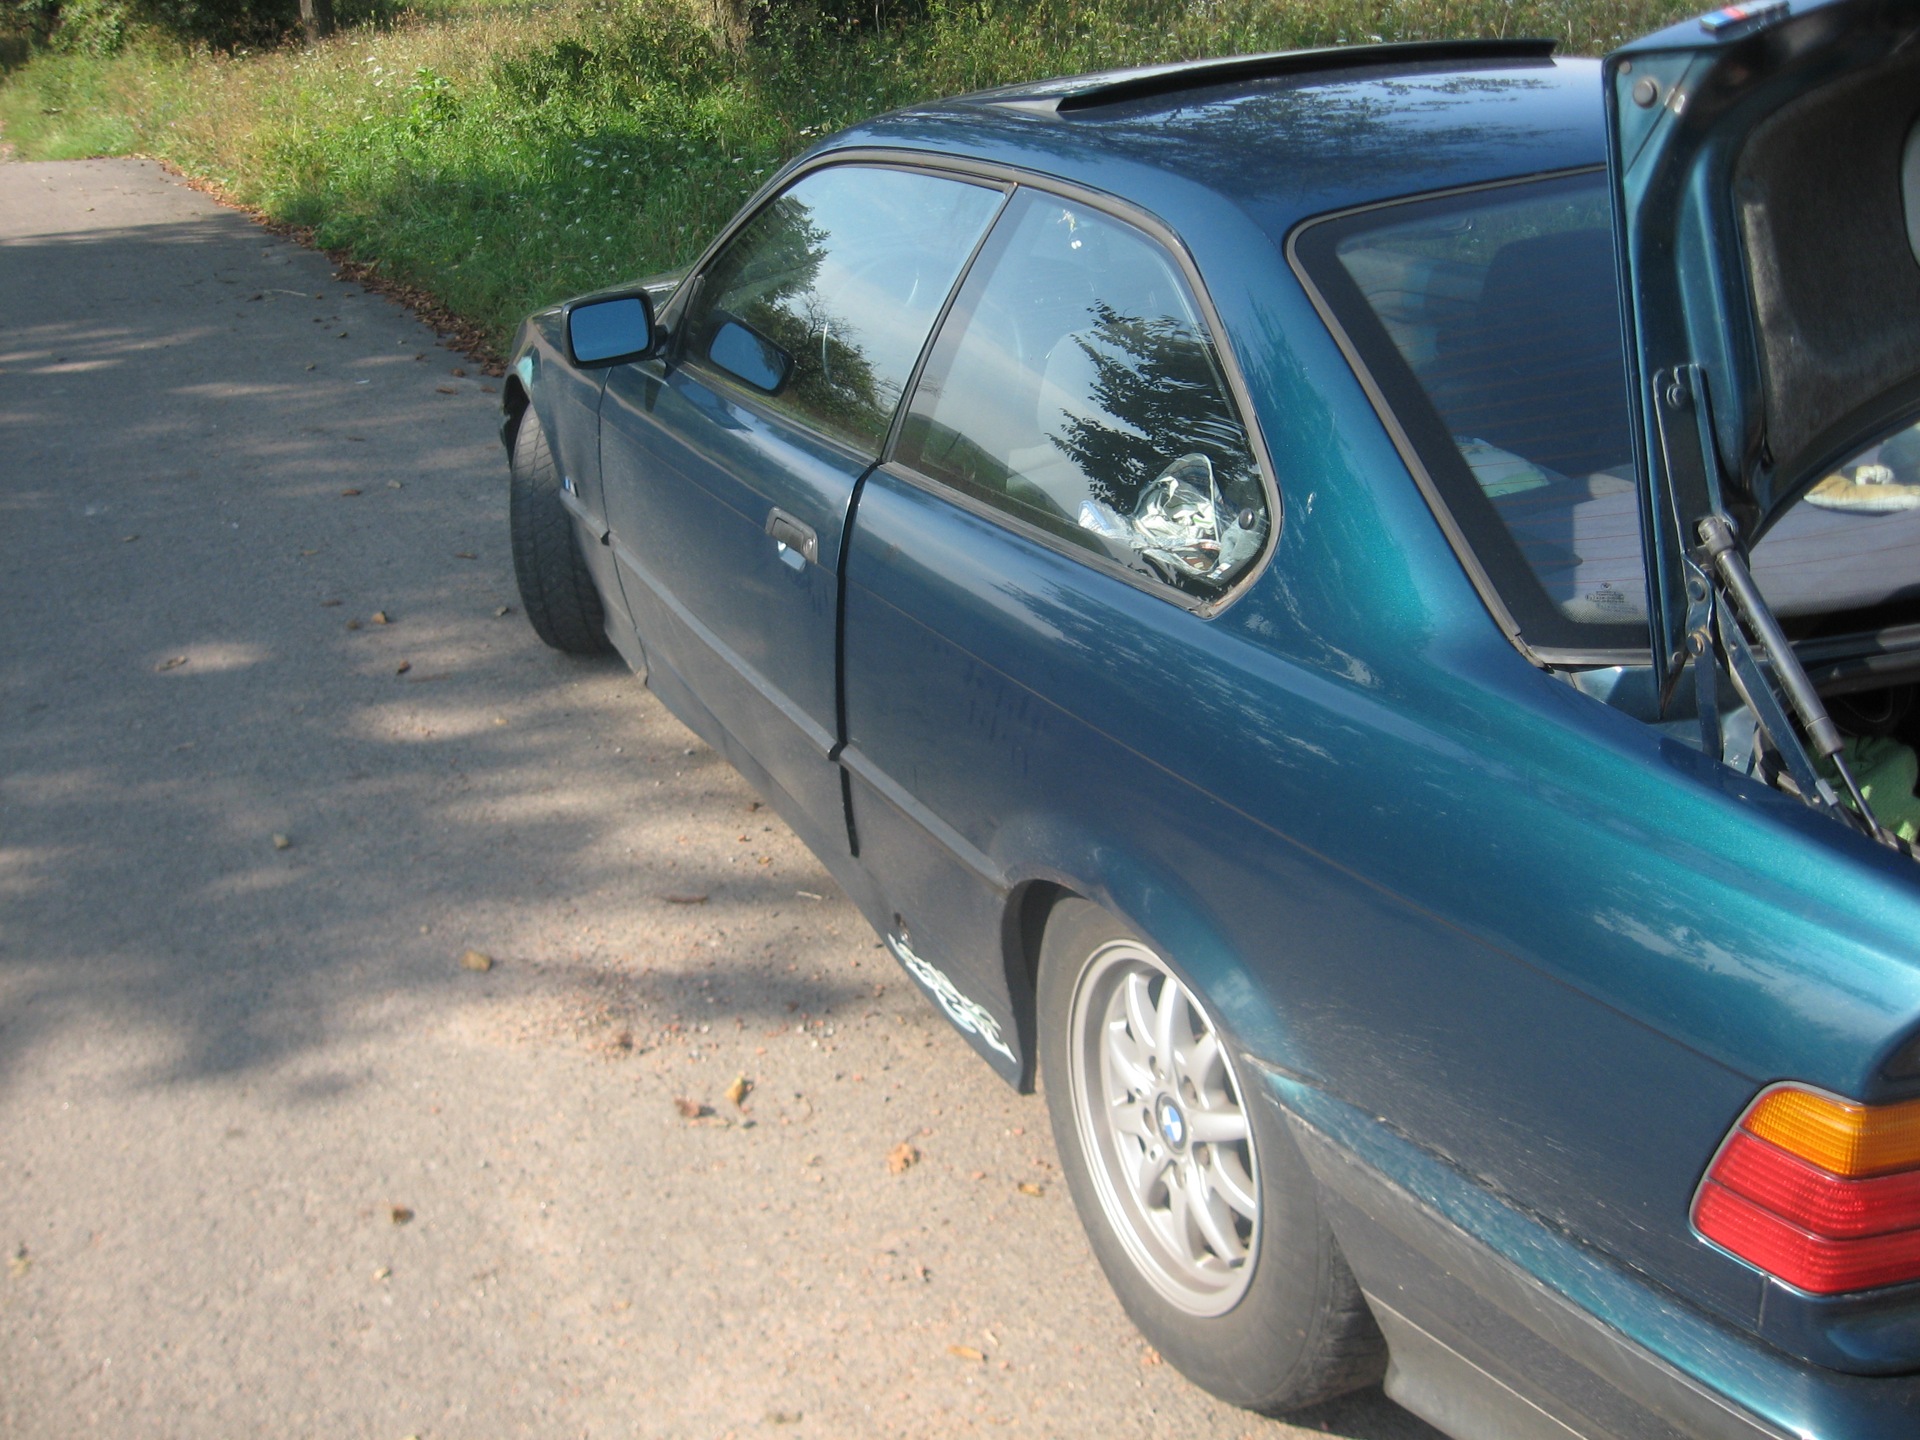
[1694,1085,1920,1293]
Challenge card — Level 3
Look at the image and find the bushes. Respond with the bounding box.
[0,0,1705,347]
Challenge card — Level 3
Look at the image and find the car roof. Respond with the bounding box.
[825,45,1607,236]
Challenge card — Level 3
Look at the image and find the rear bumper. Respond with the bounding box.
[1264,1073,1920,1440]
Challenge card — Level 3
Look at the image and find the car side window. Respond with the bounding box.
[895,190,1270,595]
[680,165,1005,453]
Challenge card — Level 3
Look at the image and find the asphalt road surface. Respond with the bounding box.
[0,158,1445,1440]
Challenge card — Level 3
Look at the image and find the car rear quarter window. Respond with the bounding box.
[894,189,1270,598]
[1293,172,1651,655]
[680,164,1004,452]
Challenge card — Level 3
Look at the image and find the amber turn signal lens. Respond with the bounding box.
[1744,1088,1920,1178]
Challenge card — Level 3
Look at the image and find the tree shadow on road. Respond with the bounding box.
[0,183,1442,1440]
[0,204,885,1093]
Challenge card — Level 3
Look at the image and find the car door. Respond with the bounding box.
[838,188,1277,1082]
[597,163,1005,857]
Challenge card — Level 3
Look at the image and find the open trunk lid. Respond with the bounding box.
[1607,0,1920,692]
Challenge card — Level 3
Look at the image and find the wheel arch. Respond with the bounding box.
[995,849,1302,1098]
[500,373,532,451]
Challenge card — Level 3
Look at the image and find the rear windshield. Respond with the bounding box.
[1295,171,1920,655]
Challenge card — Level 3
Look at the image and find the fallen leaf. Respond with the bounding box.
[155,656,187,671]
[372,1265,391,1282]
[1017,1182,1045,1197]
[336,330,349,338]
[390,1206,414,1226]
[674,1097,714,1120]
[453,551,476,560]
[272,834,291,851]
[299,548,319,556]
[948,1345,985,1363]
[451,367,467,377]
[887,1142,920,1175]
[662,893,709,906]
[394,661,411,675]
[305,363,316,371]
[459,949,494,972]
[1141,1346,1163,1367]
[725,1074,752,1108]
[435,386,458,395]
[340,488,362,497]
[371,611,390,625]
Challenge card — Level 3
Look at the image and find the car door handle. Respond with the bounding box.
[766,508,818,564]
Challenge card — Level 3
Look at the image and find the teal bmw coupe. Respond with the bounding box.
[505,3,1920,1433]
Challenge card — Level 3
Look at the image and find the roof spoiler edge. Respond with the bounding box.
[1047,37,1559,114]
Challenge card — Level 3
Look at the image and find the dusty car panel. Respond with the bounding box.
[503,17,1920,1439]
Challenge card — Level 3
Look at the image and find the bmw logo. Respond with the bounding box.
[1156,1097,1186,1148]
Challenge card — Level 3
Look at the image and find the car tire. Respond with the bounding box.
[508,409,613,657]
[1038,897,1385,1414]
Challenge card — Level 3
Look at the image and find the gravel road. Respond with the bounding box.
[0,157,1442,1440]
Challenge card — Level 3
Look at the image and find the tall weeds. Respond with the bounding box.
[0,0,1699,344]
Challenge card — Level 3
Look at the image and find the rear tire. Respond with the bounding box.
[508,409,613,656]
[1038,897,1385,1414]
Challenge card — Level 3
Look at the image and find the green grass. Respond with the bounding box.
[0,0,1701,350]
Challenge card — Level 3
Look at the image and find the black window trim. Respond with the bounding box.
[656,156,1016,468]
[1286,165,1654,670]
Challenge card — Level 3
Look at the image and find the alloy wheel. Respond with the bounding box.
[1067,939,1260,1317]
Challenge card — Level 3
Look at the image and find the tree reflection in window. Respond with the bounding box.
[684,167,1004,452]
[899,193,1269,595]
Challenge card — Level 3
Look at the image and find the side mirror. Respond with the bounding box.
[565,292,655,368]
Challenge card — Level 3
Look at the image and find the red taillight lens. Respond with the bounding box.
[1695,1086,1920,1294]
[1695,1183,1920,1292]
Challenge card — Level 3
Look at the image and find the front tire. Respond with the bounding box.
[508,409,613,656]
[1038,898,1385,1414]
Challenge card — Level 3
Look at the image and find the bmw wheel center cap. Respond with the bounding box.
[1156,1096,1187,1149]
